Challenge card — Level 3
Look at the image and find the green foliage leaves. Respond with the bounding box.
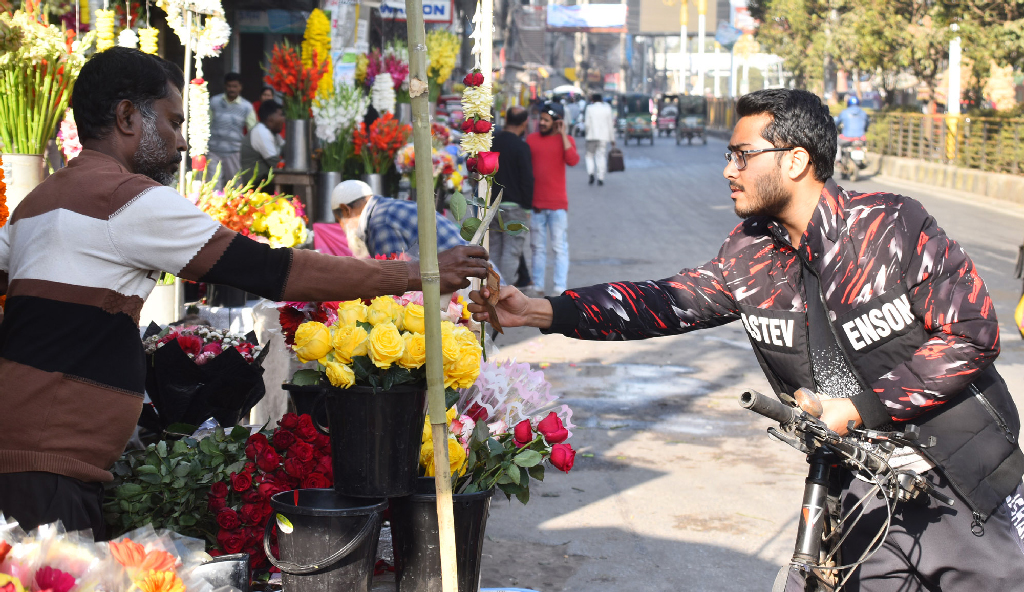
[459,217,482,241]
[452,418,552,504]
[291,368,322,386]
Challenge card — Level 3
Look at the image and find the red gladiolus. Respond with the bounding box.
[513,419,533,448]
[216,508,242,530]
[230,471,253,492]
[475,152,500,176]
[461,120,474,133]
[536,411,569,444]
[473,120,492,134]
[550,443,576,473]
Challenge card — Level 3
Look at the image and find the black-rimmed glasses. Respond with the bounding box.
[724,147,795,170]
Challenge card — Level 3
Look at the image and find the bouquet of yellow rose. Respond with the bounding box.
[290,295,483,395]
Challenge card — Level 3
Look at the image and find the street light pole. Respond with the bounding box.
[696,0,706,95]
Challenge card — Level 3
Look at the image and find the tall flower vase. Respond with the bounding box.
[1,153,45,213]
[316,171,343,223]
[390,478,495,592]
[361,173,382,196]
[284,119,311,171]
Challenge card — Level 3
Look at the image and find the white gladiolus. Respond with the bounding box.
[313,84,370,144]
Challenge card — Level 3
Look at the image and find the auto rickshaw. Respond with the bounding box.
[621,93,655,145]
[656,94,679,137]
[675,95,708,145]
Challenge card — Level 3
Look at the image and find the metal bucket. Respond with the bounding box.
[2,153,44,213]
[284,119,311,171]
[316,171,342,223]
[361,173,382,196]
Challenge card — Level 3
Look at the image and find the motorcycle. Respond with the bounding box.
[837,137,867,182]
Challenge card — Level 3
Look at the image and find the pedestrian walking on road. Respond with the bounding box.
[207,72,257,188]
[526,102,579,296]
[490,106,534,287]
[472,88,1024,592]
[584,93,615,186]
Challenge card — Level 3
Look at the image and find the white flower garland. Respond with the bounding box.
[188,78,210,160]
[157,0,230,58]
[117,28,139,49]
[371,72,396,115]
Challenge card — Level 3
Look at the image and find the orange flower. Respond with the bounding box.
[133,571,185,592]
[109,539,177,576]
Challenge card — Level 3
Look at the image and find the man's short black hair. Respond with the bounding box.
[71,47,185,142]
[258,100,282,122]
[591,93,603,102]
[735,89,836,182]
[225,72,243,84]
[505,106,528,126]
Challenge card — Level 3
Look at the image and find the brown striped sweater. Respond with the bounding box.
[0,149,410,482]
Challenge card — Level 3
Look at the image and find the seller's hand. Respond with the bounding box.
[468,285,551,329]
[432,245,489,293]
[819,398,863,436]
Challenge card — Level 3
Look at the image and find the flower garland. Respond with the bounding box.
[188,77,210,170]
[56,109,81,161]
[80,0,90,25]
[156,0,230,59]
[371,72,396,115]
[459,72,492,160]
[94,8,115,52]
[0,149,6,311]
[301,8,333,101]
[139,27,158,54]
[117,27,138,48]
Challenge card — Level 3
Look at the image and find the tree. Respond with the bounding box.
[751,0,828,89]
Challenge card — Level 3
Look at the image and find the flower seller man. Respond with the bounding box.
[469,88,1024,590]
[0,48,489,537]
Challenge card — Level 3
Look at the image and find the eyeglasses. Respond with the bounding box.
[724,147,795,171]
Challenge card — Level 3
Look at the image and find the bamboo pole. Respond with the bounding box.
[403,1,460,590]
[174,10,194,322]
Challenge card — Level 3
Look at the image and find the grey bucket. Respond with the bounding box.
[264,489,387,592]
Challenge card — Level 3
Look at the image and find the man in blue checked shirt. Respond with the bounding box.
[331,180,468,258]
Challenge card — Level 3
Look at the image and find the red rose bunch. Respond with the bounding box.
[208,413,333,574]
[463,71,485,87]
[144,325,264,365]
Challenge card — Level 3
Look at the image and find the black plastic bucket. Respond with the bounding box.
[264,489,387,592]
[315,385,427,498]
[281,383,328,427]
[390,478,495,592]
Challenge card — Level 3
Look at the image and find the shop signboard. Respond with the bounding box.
[379,0,453,23]
[237,10,310,34]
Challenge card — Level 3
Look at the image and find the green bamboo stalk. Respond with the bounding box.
[404,0,459,588]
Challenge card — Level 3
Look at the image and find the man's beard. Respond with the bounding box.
[132,115,180,185]
[539,125,553,136]
[733,167,791,219]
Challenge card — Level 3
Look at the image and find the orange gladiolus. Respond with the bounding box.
[133,571,185,592]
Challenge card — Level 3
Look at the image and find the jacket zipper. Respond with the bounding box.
[918,446,988,531]
[971,384,1016,444]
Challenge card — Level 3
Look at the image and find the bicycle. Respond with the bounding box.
[739,389,956,592]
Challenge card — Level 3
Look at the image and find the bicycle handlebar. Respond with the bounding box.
[740,390,798,425]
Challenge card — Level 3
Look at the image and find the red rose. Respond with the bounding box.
[303,473,332,489]
[466,157,477,173]
[256,447,282,472]
[461,120,474,133]
[314,432,331,452]
[462,72,479,87]
[279,413,300,430]
[242,489,265,504]
[272,429,296,451]
[550,443,576,473]
[315,455,334,478]
[284,457,313,479]
[537,411,569,444]
[216,508,241,530]
[475,151,499,176]
[217,528,246,554]
[295,415,319,442]
[176,334,203,357]
[288,441,315,463]
[513,419,533,448]
[244,461,257,474]
[191,155,207,172]
[239,503,264,526]
[475,72,486,85]
[246,433,270,460]
[201,341,223,356]
[230,471,253,493]
[210,481,229,498]
[208,496,227,513]
[473,120,492,134]
[258,479,287,501]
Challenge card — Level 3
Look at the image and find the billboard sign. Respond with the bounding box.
[379,0,453,23]
[714,21,742,49]
[546,5,627,33]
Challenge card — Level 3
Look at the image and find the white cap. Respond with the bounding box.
[330,180,374,209]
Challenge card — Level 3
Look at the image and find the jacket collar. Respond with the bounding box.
[766,177,846,263]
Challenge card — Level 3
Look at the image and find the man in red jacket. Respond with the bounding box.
[525,102,580,296]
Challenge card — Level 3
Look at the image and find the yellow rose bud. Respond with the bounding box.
[325,361,356,388]
[293,321,332,363]
[399,332,427,369]
[446,406,459,424]
[336,300,368,326]
[368,321,405,369]
[403,303,425,334]
[332,325,368,364]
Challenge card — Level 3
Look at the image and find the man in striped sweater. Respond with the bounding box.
[0,48,488,536]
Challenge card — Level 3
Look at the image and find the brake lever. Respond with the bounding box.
[768,426,811,454]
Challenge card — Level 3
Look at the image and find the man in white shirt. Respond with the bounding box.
[240,100,285,184]
[583,93,616,186]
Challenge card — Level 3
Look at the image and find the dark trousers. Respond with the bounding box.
[786,470,1024,591]
[0,472,106,539]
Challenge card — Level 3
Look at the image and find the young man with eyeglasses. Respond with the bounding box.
[470,88,1024,590]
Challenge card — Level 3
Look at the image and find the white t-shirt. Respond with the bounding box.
[250,122,284,161]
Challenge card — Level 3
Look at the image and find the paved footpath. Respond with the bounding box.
[475,133,1024,592]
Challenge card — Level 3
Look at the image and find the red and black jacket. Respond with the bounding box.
[547,178,1024,519]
